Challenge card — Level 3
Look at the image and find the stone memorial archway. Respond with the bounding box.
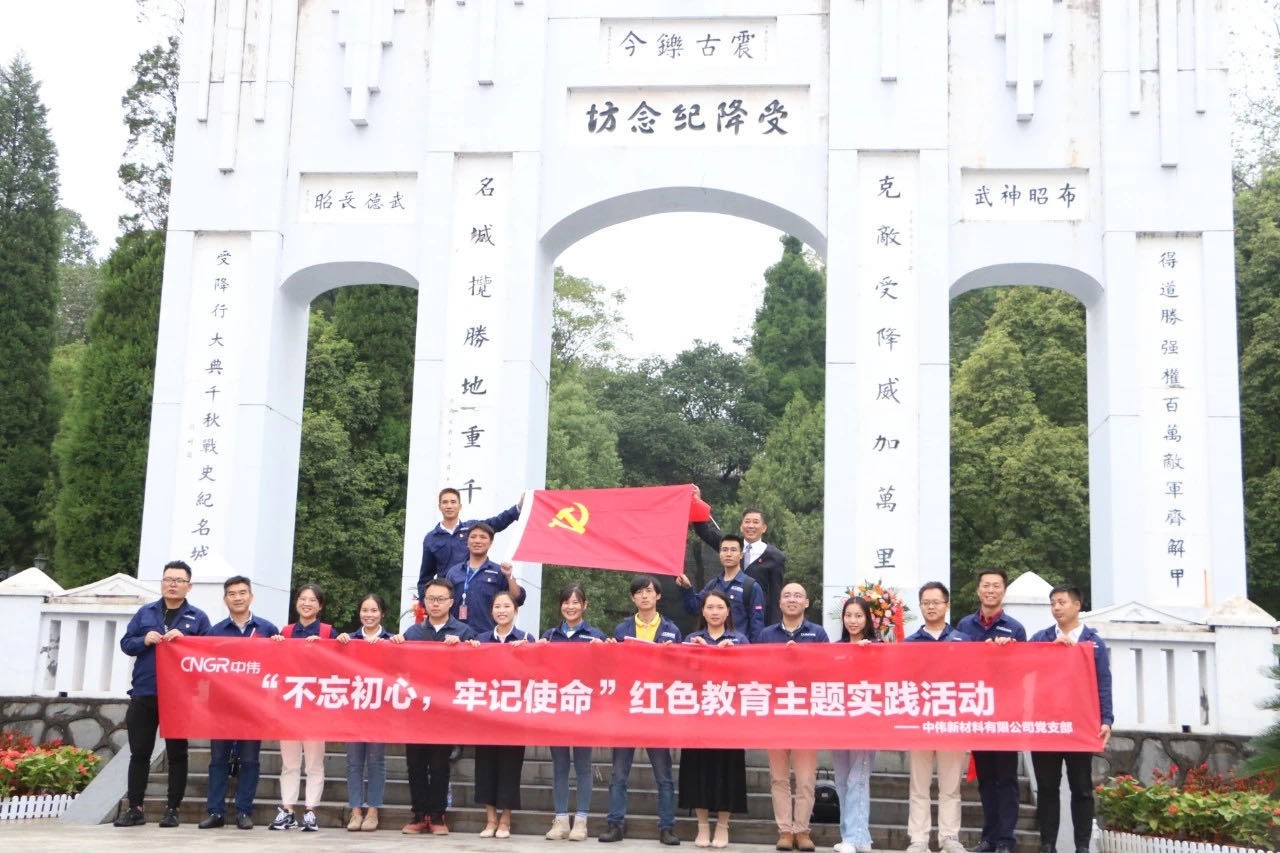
[139,0,1244,627]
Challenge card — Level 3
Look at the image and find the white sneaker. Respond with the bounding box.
[942,837,968,853]
[908,842,929,853]
[834,845,856,853]
[546,815,571,840]
[569,815,589,841]
[268,806,295,830]
[301,810,318,832]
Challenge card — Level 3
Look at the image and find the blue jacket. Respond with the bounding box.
[346,626,395,641]
[121,598,212,697]
[417,505,521,601]
[758,619,830,644]
[904,623,968,642]
[441,558,526,634]
[404,616,477,643]
[1029,624,1114,726]
[477,626,535,644]
[684,628,750,646]
[208,614,279,638]
[681,571,765,642]
[955,610,1027,642]
[613,615,683,644]
[540,621,607,642]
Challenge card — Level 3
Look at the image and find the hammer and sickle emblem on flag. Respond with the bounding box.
[548,502,590,535]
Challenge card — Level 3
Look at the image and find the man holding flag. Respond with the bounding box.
[416,488,523,605]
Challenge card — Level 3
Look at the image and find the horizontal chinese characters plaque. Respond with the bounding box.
[960,169,1088,221]
[602,19,775,68]
[568,87,810,146]
[298,172,417,224]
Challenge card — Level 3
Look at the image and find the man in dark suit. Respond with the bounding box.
[689,485,787,626]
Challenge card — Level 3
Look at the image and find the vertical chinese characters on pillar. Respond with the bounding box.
[1137,238,1209,604]
[174,235,251,565]
[855,158,920,593]
[441,156,513,508]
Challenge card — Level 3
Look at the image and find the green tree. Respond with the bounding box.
[118,38,177,231]
[749,235,826,417]
[52,230,164,586]
[983,287,1087,427]
[0,57,60,571]
[292,312,407,628]
[551,267,627,376]
[55,209,102,345]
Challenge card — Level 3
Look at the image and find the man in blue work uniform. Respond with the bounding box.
[955,569,1027,853]
[198,575,279,830]
[758,581,829,852]
[114,560,211,828]
[400,578,477,836]
[1029,585,1113,853]
[675,533,765,642]
[416,487,522,604]
[439,522,525,634]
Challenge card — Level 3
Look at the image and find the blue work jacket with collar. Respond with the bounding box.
[540,620,607,642]
[477,626,536,644]
[613,615,683,644]
[1029,624,1114,726]
[441,558,526,634]
[121,598,212,697]
[417,504,521,601]
[758,619,830,644]
[955,610,1027,642]
[681,571,765,642]
[404,616,477,643]
[208,614,279,638]
[683,628,750,646]
[904,623,968,642]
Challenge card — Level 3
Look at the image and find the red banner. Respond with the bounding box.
[509,485,695,576]
[157,637,1103,751]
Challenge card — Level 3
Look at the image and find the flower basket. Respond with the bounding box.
[1098,828,1269,853]
[0,793,75,821]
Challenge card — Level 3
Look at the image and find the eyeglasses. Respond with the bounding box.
[424,595,452,604]
[161,577,190,585]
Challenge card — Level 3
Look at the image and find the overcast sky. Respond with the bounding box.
[2,1,1272,361]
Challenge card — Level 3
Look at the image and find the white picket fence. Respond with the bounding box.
[1098,829,1267,853]
[0,794,76,820]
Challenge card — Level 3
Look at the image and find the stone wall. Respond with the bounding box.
[0,698,129,760]
[1095,730,1255,783]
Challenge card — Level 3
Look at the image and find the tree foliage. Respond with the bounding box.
[52,230,164,586]
[118,37,177,232]
[0,57,60,571]
[750,235,826,417]
[55,209,102,345]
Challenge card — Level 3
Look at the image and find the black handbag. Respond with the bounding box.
[812,767,840,823]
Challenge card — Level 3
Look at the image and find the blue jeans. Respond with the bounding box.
[607,747,674,830]
[832,749,875,847]
[346,742,387,808]
[550,745,594,816]
[206,739,261,816]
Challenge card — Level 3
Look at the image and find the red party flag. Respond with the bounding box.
[508,485,696,576]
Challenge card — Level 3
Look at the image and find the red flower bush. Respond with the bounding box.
[0,730,101,798]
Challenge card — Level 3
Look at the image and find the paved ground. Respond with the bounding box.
[0,818,858,852]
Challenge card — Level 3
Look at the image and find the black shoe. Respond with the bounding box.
[158,807,180,828]
[659,827,681,846]
[995,846,1014,853]
[236,812,254,830]
[198,813,225,829]
[1039,846,1055,853]
[113,807,145,827]
[1073,848,1089,853]
[598,823,624,843]
[970,842,998,853]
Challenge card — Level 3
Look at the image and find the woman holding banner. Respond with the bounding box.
[335,593,402,831]
[471,590,534,838]
[539,584,607,841]
[831,597,880,853]
[268,583,333,832]
[678,590,749,849]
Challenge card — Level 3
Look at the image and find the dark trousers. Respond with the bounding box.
[973,750,1020,847]
[125,695,188,809]
[405,743,453,820]
[206,739,262,816]
[1032,751,1095,849]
